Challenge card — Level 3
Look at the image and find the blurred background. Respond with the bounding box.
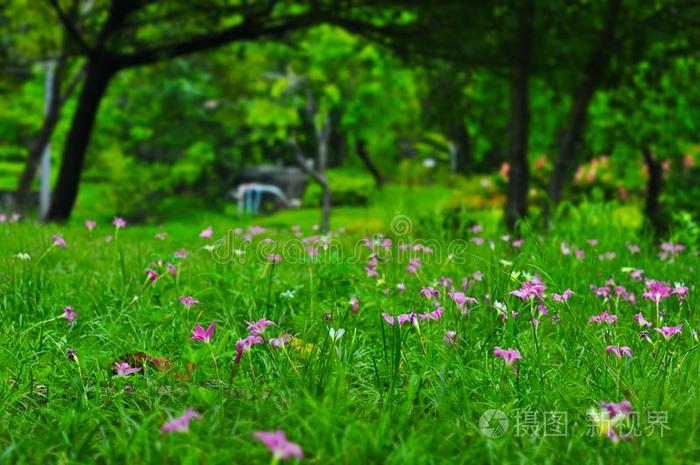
[1,0,699,238]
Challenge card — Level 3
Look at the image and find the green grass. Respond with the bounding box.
[0,205,698,464]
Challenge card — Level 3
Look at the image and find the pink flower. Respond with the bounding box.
[267,254,282,264]
[269,333,291,348]
[253,430,303,460]
[605,346,633,358]
[173,249,188,259]
[419,307,444,321]
[599,400,632,417]
[512,239,524,248]
[179,296,200,309]
[655,324,682,340]
[63,306,78,322]
[51,235,67,248]
[381,312,419,327]
[627,244,640,254]
[634,312,652,327]
[113,362,142,376]
[349,296,360,313]
[575,249,585,260]
[160,407,201,433]
[145,269,159,283]
[493,347,521,367]
[396,283,406,293]
[199,226,213,239]
[443,330,458,347]
[448,290,477,308]
[167,263,177,277]
[191,323,215,343]
[419,287,439,299]
[84,220,96,231]
[235,334,264,363]
[552,289,573,302]
[246,318,276,336]
[659,241,685,260]
[112,217,126,229]
[643,279,671,304]
[630,269,644,280]
[672,283,689,302]
[589,310,617,325]
[510,281,546,300]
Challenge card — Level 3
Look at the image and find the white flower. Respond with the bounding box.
[14,252,31,261]
[328,328,345,342]
[281,290,296,299]
[494,301,508,317]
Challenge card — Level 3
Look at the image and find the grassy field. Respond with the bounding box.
[0,203,698,464]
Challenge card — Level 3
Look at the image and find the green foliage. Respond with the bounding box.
[303,169,376,207]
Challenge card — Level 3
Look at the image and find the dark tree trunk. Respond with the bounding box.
[546,0,621,221]
[505,0,534,231]
[449,122,471,175]
[643,148,664,233]
[14,60,83,213]
[45,60,115,221]
[356,139,384,189]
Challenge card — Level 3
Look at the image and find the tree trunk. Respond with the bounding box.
[546,0,622,221]
[356,139,384,188]
[316,113,331,234]
[14,61,83,213]
[449,122,471,175]
[14,64,63,212]
[45,60,115,221]
[505,0,533,231]
[642,148,664,233]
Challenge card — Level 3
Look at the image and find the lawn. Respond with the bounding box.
[0,205,698,464]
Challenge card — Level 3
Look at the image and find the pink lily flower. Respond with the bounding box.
[51,235,67,248]
[493,346,521,367]
[349,296,360,313]
[643,279,671,304]
[605,346,633,358]
[191,323,216,343]
[113,362,142,376]
[160,407,201,433]
[419,287,439,299]
[235,334,264,363]
[655,324,682,340]
[112,217,126,229]
[589,310,617,325]
[634,312,652,327]
[63,306,78,322]
[178,296,200,309]
[253,430,303,460]
[443,330,458,347]
[145,269,159,283]
[552,289,573,302]
[510,281,546,300]
[246,318,276,336]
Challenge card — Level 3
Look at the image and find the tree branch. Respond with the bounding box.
[46,0,93,55]
[115,11,319,69]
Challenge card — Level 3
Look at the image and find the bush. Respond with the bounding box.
[303,169,376,207]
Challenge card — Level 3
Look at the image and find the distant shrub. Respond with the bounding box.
[303,169,376,207]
